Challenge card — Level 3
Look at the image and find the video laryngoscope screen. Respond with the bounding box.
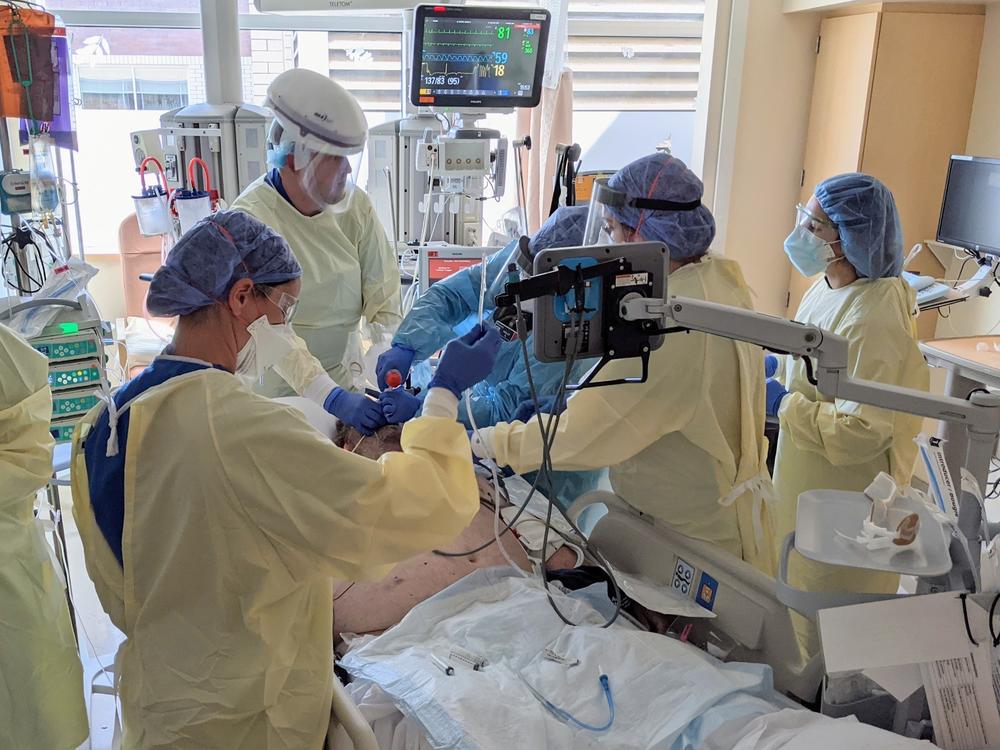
[410,5,550,109]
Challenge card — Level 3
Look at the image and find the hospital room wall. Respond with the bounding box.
[934,2,1000,341]
[708,1,821,316]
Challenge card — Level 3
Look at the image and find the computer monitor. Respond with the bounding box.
[409,4,550,111]
[418,244,492,294]
[936,155,1000,257]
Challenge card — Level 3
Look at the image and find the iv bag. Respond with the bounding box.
[29,133,59,217]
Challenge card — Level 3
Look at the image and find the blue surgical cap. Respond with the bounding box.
[147,210,301,317]
[607,152,716,260]
[529,204,589,255]
[814,173,903,279]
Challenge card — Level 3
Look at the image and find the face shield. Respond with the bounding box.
[581,178,702,246]
[267,88,368,214]
[295,146,360,215]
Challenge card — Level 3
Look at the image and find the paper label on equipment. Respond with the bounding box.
[819,592,977,674]
[921,647,1000,749]
[614,272,649,288]
[917,435,960,522]
[671,556,695,597]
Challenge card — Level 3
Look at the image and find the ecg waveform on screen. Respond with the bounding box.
[422,53,492,64]
[424,42,493,48]
[425,28,494,37]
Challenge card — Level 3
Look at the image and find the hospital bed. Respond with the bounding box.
[278,399,923,748]
[332,567,927,750]
[323,492,931,749]
[567,491,825,703]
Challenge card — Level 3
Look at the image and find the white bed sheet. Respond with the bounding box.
[341,568,930,750]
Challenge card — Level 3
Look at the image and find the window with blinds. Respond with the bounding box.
[568,0,704,22]
[78,64,189,110]
[567,0,703,111]
[324,31,402,113]
[317,0,703,113]
[569,35,700,111]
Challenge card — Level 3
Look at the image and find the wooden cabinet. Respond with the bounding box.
[790,3,984,336]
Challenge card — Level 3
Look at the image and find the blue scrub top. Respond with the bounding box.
[393,242,607,509]
[84,357,224,565]
[265,168,293,206]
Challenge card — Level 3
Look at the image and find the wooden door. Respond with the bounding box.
[862,10,984,264]
[862,9,984,338]
[788,12,880,315]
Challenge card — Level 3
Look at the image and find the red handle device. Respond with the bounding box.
[138,156,169,197]
[385,370,403,389]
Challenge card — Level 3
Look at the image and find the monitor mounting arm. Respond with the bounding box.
[623,294,1000,584]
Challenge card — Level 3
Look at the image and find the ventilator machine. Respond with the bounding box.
[368,4,549,255]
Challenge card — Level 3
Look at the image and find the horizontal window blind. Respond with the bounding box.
[318,1,704,113]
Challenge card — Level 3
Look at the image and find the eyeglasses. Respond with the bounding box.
[795,204,837,237]
[601,217,635,243]
[261,288,298,323]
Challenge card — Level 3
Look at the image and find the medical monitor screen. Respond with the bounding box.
[937,156,1000,257]
[427,257,480,285]
[410,4,550,110]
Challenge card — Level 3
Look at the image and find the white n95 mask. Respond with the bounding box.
[235,315,297,382]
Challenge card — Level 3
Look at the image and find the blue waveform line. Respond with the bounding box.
[423,52,491,64]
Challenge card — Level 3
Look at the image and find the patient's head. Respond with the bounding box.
[334,422,404,459]
[335,421,499,505]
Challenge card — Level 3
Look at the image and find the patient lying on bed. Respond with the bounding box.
[331,423,577,639]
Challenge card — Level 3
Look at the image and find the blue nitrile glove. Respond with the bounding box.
[324,387,387,436]
[379,387,423,424]
[764,354,779,379]
[765,378,788,417]
[512,394,565,423]
[376,344,416,390]
[429,323,503,398]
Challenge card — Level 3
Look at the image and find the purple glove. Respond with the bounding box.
[379,387,423,424]
[324,387,387,436]
[376,344,416,390]
[512,395,565,423]
[765,378,788,417]
[764,354,779,379]
[429,324,503,398]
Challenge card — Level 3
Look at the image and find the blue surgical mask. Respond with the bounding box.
[783,225,838,277]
